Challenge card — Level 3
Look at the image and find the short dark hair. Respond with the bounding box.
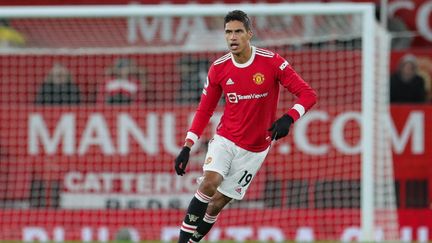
[224,10,251,31]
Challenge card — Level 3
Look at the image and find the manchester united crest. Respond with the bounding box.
[253,73,265,85]
[205,157,213,164]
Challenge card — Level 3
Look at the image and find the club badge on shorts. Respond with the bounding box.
[205,157,213,164]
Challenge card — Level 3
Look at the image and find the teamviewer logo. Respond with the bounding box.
[227,93,238,103]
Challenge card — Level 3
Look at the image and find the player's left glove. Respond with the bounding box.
[174,146,191,176]
[268,114,294,141]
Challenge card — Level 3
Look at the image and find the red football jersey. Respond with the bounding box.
[187,47,317,152]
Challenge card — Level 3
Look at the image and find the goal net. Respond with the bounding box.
[0,3,398,242]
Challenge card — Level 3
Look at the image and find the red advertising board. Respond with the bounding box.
[0,0,431,47]
[0,209,431,241]
[0,104,428,172]
[0,104,430,200]
[0,92,430,242]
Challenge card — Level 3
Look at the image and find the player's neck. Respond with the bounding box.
[232,46,252,64]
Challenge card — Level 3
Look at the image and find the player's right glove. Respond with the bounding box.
[174,146,191,176]
[268,114,294,141]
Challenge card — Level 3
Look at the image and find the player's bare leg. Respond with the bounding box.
[178,171,223,243]
[188,191,232,243]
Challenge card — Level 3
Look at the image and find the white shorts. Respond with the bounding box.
[200,134,270,200]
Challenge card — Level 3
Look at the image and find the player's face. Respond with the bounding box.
[224,20,252,56]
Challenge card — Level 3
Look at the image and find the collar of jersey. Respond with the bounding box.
[230,46,256,68]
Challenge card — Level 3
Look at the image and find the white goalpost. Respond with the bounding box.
[0,3,398,242]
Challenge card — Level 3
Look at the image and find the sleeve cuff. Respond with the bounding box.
[287,104,305,122]
[186,131,199,145]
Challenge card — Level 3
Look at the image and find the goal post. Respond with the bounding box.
[0,3,398,242]
[361,6,377,241]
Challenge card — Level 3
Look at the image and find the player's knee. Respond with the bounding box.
[199,171,223,196]
[199,180,218,196]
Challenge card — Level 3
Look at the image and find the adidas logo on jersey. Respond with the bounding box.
[226,78,235,85]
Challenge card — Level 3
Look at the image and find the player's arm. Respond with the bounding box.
[186,65,222,146]
[278,56,317,121]
[174,65,222,175]
[268,55,317,141]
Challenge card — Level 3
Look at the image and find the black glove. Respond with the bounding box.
[174,146,191,176]
[268,114,294,141]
